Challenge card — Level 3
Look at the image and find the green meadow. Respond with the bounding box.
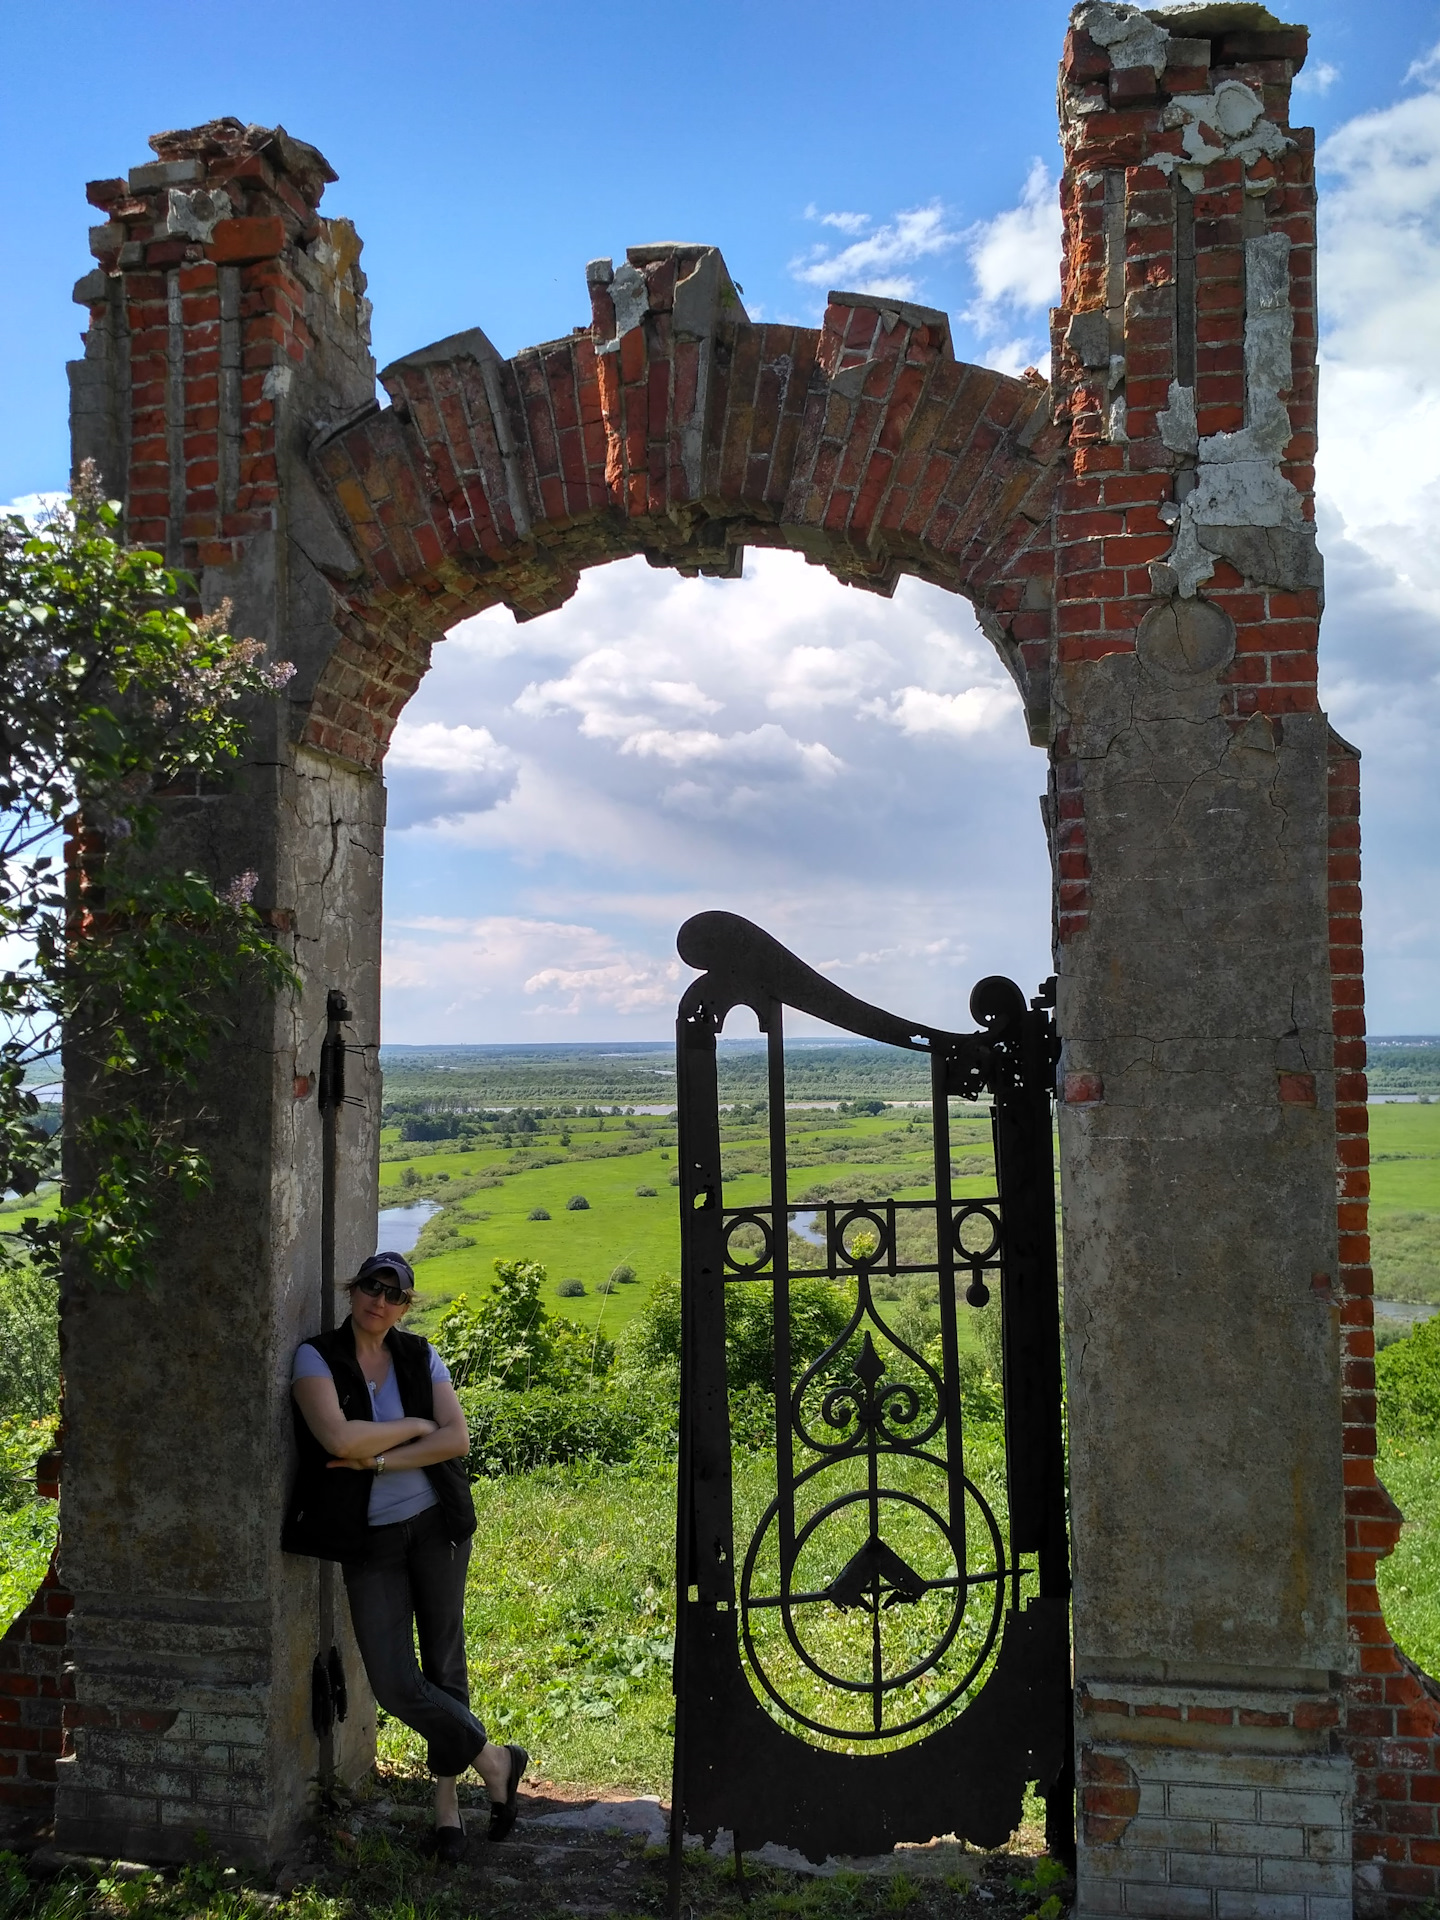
[387,1097,1440,1334]
[1369,1103,1440,1304]
[382,1103,1009,1340]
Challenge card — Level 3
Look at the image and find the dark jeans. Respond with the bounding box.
[342,1503,486,1777]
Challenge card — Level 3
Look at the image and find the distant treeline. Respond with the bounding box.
[1369,1043,1440,1096]
[379,1041,935,1110]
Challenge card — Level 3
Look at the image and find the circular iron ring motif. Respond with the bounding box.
[952,1202,1001,1265]
[739,1475,1007,1741]
[723,1210,774,1275]
[832,1205,891,1269]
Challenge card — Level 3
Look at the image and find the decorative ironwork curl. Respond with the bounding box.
[790,1289,946,1458]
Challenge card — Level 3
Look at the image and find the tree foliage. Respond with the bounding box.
[1377,1314,1440,1441]
[435,1258,614,1391]
[0,469,296,1293]
[620,1272,854,1394]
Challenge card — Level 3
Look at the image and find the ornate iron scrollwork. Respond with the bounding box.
[668,913,1071,1898]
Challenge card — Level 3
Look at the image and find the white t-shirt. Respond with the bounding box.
[292,1341,452,1527]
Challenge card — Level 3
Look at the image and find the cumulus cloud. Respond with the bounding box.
[961,159,1062,377]
[804,204,870,235]
[383,913,682,1023]
[1312,49,1440,1029]
[790,203,962,299]
[1294,59,1340,96]
[384,720,519,828]
[878,684,1019,739]
[382,547,1050,1038]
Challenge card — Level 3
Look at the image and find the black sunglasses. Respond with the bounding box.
[353,1274,412,1306]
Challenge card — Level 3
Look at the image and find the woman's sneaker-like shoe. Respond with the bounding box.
[488,1745,528,1842]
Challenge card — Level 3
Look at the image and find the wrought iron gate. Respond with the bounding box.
[669,912,1071,1881]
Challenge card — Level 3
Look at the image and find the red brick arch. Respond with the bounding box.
[305,247,1063,771]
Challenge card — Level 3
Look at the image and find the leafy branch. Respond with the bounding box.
[0,464,298,1291]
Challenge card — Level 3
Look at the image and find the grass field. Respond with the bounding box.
[391,1105,1005,1340]
[1369,1104,1440,1303]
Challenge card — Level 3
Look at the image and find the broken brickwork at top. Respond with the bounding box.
[307,267,1063,769]
[1047,2,1322,949]
[72,115,371,580]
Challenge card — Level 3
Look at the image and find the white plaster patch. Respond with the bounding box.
[1154,235,1304,595]
[1157,380,1199,456]
[164,187,232,243]
[606,262,649,340]
[1077,3,1169,74]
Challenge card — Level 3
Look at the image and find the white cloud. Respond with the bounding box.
[621,721,842,780]
[1316,74,1440,587]
[1406,40,1440,87]
[383,913,681,1023]
[383,720,518,828]
[381,547,1049,1038]
[790,203,962,298]
[3,492,65,525]
[1311,54,1440,1031]
[961,159,1062,377]
[879,684,1018,739]
[805,204,870,235]
[1295,59,1340,96]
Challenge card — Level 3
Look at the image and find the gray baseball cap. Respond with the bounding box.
[354,1251,416,1292]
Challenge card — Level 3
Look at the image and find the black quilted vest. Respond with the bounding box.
[281,1317,476,1562]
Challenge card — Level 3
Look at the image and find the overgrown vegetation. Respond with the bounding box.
[0,472,294,1295]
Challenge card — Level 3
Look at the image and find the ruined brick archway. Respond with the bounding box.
[302,258,1061,768]
[5,6,1432,1914]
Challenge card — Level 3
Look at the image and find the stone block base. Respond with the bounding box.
[1078,1745,1353,1920]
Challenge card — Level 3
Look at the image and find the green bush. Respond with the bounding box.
[457,1383,670,1477]
[619,1272,854,1394]
[556,1278,586,1298]
[609,1263,637,1286]
[528,1206,551,1221]
[635,1186,657,1198]
[1378,1314,1440,1440]
[435,1258,613,1391]
[0,1266,59,1426]
[567,1194,590,1211]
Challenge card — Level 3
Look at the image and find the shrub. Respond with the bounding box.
[0,1266,59,1425]
[609,1264,637,1286]
[399,1165,418,1188]
[556,1279,586,1298]
[1378,1314,1440,1440]
[457,1383,671,1477]
[620,1272,853,1394]
[528,1206,551,1221]
[635,1186,657,1198]
[567,1194,590,1211]
[434,1259,613,1391]
[597,1278,616,1295]
[668,1167,681,1186]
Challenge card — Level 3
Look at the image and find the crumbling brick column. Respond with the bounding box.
[1050,7,1356,1917]
[58,120,384,1864]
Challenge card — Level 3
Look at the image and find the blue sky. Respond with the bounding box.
[4,2,1439,1040]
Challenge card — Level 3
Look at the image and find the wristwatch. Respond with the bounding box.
[375,1454,386,1475]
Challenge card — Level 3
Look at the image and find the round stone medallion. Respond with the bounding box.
[1136,597,1237,680]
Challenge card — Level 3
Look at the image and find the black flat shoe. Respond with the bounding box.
[487,1745,528,1841]
[433,1819,466,1864]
